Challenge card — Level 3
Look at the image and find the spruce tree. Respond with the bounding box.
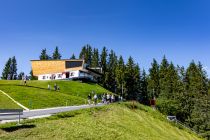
[1,58,12,79]
[70,53,76,59]
[52,46,62,59]
[91,48,99,68]
[140,69,149,105]
[106,50,118,92]
[148,59,160,98]
[39,48,49,60]
[100,46,108,86]
[124,56,140,100]
[115,55,125,95]
[159,55,169,95]
[10,56,17,80]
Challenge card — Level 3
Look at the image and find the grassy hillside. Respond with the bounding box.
[0,80,110,109]
[0,102,201,140]
[0,93,20,109]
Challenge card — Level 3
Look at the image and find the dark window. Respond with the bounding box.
[65,61,83,68]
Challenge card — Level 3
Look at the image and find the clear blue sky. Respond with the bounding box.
[0,0,210,76]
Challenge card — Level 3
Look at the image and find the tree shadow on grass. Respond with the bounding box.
[1,124,36,132]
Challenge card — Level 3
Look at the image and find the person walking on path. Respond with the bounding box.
[87,94,92,105]
[93,93,98,105]
[48,84,51,90]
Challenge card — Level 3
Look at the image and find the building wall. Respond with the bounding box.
[31,60,66,76]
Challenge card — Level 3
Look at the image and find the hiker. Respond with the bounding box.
[54,83,57,91]
[87,94,91,105]
[106,94,110,104]
[102,94,106,103]
[93,93,98,105]
[111,94,115,103]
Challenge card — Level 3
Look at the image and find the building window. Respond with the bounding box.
[43,76,46,79]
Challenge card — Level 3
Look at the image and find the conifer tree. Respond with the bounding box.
[18,72,24,80]
[1,58,12,79]
[124,56,140,100]
[100,46,108,86]
[106,50,118,91]
[115,55,125,95]
[91,48,99,68]
[10,56,17,80]
[140,69,149,105]
[52,46,62,59]
[39,48,49,60]
[159,55,169,95]
[70,53,76,59]
[148,59,160,98]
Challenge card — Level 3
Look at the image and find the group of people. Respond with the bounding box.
[48,83,60,91]
[87,92,123,105]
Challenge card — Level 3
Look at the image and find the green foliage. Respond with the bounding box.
[52,46,62,59]
[39,48,50,60]
[1,58,12,80]
[17,72,24,80]
[70,53,76,59]
[1,56,17,80]
[148,59,160,98]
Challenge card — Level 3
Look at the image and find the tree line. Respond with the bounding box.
[1,45,209,138]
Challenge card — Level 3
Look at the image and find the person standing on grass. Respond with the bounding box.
[54,83,57,91]
[93,93,98,105]
[87,94,92,105]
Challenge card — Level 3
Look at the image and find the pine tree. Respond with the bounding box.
[70,53,76,59]
[124,56,140,100]
[1,58,12,79]
[106,50,118,92]
[91,48,99,68]
[100,46,108,86]
[79,44,92,66]
[159,55,169,95]
[10,56,17,80]
[52,46,62,59]
[148,59,160,98]
[39,48,49,60]
[115,55,125,95]
[140,69,149,105]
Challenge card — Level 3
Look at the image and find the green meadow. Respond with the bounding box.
[0,80,110,109]
[0,102,202,140]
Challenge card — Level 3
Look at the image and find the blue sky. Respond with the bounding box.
[0,0,210,76]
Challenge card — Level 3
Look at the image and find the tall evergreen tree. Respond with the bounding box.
[52,46,62,59]
[106,50,118,92]
[148,59,160,98]
[39,48,49,60]
[100,46,108,86]
[79,44,92,66]
[140,69,149,105]
[115,55,125,95]
[159,55,169,95]
[10,56,17,80]
[124,56,140,100]
[91,48,99,68]
[70,53,76,59]
[1,58,12,79]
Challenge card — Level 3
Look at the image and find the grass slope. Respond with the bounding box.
[0,102,202,140]
[0,80,110,109]
[0,93,20,109]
